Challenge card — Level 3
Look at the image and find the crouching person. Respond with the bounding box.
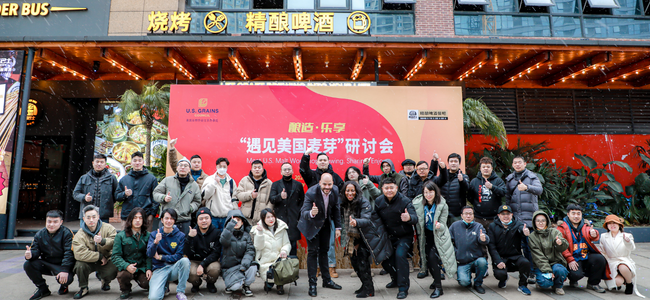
[186,207,222,294]
[24,210,75,300]
[147,208,190,300]
[529,211,569,295]
[221,210,257,296]
[250,208,291,295]
[72,205,118,299]
[449,206,489,294]
[112,207,152,299]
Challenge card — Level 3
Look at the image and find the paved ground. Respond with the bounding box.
[2,244,650,300]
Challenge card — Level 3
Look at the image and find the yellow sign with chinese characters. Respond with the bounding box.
[148,11,192,33]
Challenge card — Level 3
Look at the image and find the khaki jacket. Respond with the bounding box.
[169,148,209,190]
[72,222,117,263]
[234,175,273,225]
[153,174,202,223]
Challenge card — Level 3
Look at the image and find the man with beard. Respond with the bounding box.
[468,157,507,230]
[116,152,159,231]
[269,162,305,256]
[73,154,119,223]
[186,207,222,294]
[234,160,273,225]
[153,158,202,234]
[112,208,152,299]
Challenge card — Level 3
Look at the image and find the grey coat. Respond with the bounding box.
[412,195,457,279]
[220,210,257,289]
[505,169,543,227]
[73,169,119,219]
[152,174,201,223]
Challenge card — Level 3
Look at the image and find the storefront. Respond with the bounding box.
[1,0,650,244]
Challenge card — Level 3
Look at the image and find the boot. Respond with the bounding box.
[29,285,51,300]
[430,287,443,298]
[329,267,339,278]
[356,287,375,298]
[625,283,634,295]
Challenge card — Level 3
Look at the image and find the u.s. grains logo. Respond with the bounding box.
[198,98,208,107]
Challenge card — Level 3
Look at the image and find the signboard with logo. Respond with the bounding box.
[167,85,464,181]
[0,50,24,214]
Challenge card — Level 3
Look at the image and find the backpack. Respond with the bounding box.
[269,256,299,286]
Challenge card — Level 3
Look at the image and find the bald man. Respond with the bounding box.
[297,174,342,297]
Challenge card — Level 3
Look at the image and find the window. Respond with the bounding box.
[382,2,414,10]
[254,0,283,9]
[320,0,348,8]
[456,0,488,11]
[190,0,219,6]
[520,0,553,12]
[643,0,650,15]
[287,0,314,9]
[582,0,617,14]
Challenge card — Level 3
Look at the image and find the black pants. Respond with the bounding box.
[382,236,412,292]
[307,220,332,285]
[289,238,299,256]
[568,253,607,285]
[425,229,442,288]
[493,255,530,287]
[24,259,74,288]
[351,238,374,292]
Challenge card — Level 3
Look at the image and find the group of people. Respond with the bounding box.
[22,141,644,300]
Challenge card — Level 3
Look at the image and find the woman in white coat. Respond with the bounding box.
[597,214,645,298]
[250,208,291,295]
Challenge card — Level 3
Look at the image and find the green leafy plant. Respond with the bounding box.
[463,97,508,148]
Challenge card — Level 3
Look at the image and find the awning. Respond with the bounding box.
[587,0,620,8]
[523,0,556,6]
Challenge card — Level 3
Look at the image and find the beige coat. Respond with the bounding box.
[72,222,117,263]
[202,173,237,218]
[234,175,273,225]
[250,219,291,282]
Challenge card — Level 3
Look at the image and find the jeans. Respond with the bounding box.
[211,217,227,231]
[493,256,530,287]
[382,236,412,292]
[567,253,607,285]
[307,220,332,284]
[533,264,568,289]
[229,265,258,291]
[328,220,336,268]
[148,257,190,300]
[24,259,75,288]
[457,257,488,287]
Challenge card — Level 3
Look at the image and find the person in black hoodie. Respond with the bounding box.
[468,156,507,231]
[362,158,404,189]
[186,207,222,294]
[375,177,418,299]
[24,210,75,300]
[72,154,119,222]
[400,159,447,200]
[116,151,159,230]
[439,153,470,223]
[269,162,305,256]
[487,205,532,295]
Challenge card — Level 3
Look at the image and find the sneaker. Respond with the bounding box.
[474,284,485,294]
[498,277,508,288]
[555,288,565,295]
[191,284,200,293]
[165,286,170,296]
[588,284,606,293]
[243,285,253,297]
[569,281,579,288]
[528,274,536,284]
[58,284,69,295]
[119,290,131,299]
[101,280,110,291]
[30,286,51,300]
[408,258,415,273]
[518,286,532,295]
[176,292,188,300]
[73,287,89,299]
[225,288,232,294]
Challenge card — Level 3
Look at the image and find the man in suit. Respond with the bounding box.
[297,173,342,297]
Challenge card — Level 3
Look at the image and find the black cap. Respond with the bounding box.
[498,205,512,214]
[401,159,416,167]
[196,207,212,219]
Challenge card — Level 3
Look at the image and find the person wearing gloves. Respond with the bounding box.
[449,206,489,294]
[340,181,375,298]
[362,158,404,189]
[185,207,222,294]
[250,208,291,295]
[412,181,457,298]
[153,157,201,234]
[468,156,507,230]
[201,157,237,230]
[146,208,190,300]
[116,151,159,230]
[72,205,118,299]
[220,209,258,296]
[597,214,645,297]
[233,159,273,226]
[268,162,304,256]
[487,205,532,295]
[112,208,152,299]
[528,210,569,295]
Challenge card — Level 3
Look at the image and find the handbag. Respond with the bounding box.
[270,256,299,286]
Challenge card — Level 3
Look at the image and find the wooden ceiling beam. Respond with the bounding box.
[350,49,366,81]
[165,48,198,80]
[293,48,303,81]
[228,48,250,80]
[589,55,650,87]
[101,48,147,80]
[452,50,491,81]
[541,52,610,86]
[403,49,428,81]
[495,51,552,86]
[38,48,94,80]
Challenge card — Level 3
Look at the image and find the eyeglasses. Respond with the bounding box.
[416,168,428,171]
[178,164,190,168]
[535,220,546,223]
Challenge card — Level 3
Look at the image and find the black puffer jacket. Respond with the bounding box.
[73,169,119,219]
[28,226,75,272]
[185,224,222,268]
[360,210,394,264]
[220,210,255,270]
[468,171,507,219]
[440,169,470,217]
[400,163,448,200]
[487,216,526,265]
[299,154,344,190]
[374,192,418,239]
[505,169,543,227]
[269,179,304,242]
[116,168,159,218]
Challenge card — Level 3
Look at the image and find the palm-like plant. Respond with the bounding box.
[118,82,170,166]
[463,97,508,148]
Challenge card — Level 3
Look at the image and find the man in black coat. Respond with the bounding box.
[375,177,418,300]
[399,159,447,200]
[73,154,119,222]
[468,156,507,231]
[297,173,342,297]
[24,210,75,300]
[186,207,222,294]
[299,148,344,190]
[116,151,159,230]
[439,153,470,223]
[269,162,305,256]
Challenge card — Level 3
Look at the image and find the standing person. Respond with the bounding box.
[558,204,609,293]
[73,154,119,222]
[412,181,457,298]
[398,159,417,183]
[598,215,645,297]
[250,208,291,295]
[449,206,489,294]
[340,181,375,298]
[468,156,507,230]
[269,162,304,256]
[152,157,201,234]
[23,210,75,300]
[112,208,152,299]
[72,205,118,299]
[168,138,208,190]
[146,208,190,300]
[487,205,532,295]
[297,173,342,297]
[201,157,237,230]
[220,210,257,296]
[400,159,447,200]
[233,160,273,225]
[528,211,569,295]
[375,177,418,299]
[362,158,404,189]
[116,151,159,230]
[185,207,222,294]
[345,166,382,207]
[439,153,470,224]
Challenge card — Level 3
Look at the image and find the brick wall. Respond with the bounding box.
[415,0,455,37]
